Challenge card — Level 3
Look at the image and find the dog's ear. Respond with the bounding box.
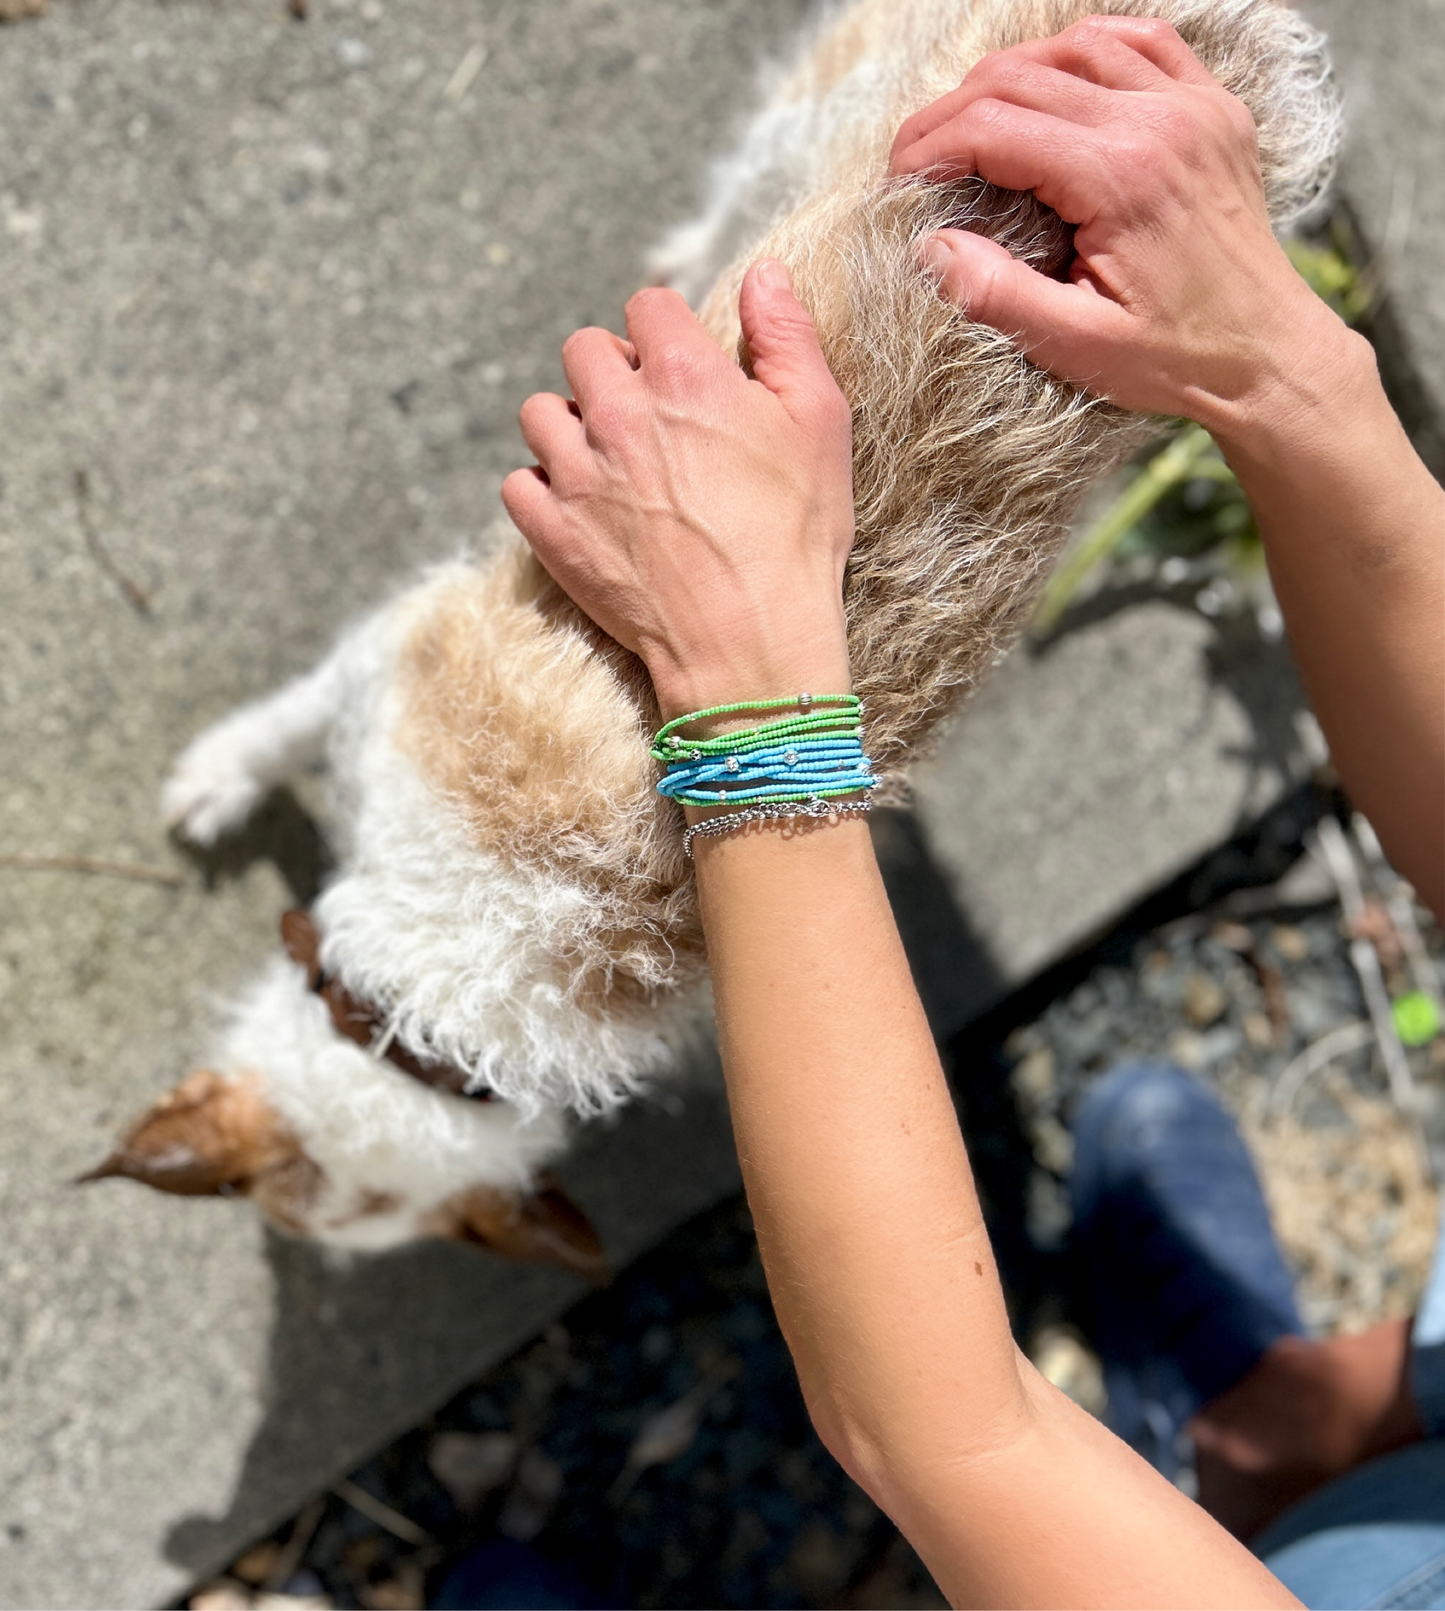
[79,1070,298,1197]
[436,1179,609,1285]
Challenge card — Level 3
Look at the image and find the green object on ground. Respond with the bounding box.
[1393,991,1443,1047]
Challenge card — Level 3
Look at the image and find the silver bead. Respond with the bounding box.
[691,749,702,760]
[797,692,812,711]
[725,756,740,773]
[784,749,797,766]
[668,734,682,748]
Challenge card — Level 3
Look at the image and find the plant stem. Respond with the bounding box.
[1032,423,1216,637]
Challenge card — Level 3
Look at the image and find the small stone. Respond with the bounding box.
[1272,924,1311,963]
[189,1584,251,1611]
[1243,1010,1275,1050]
[231,1542,282,1586]
[1012,1046,1056,1106]
[1183,969,1228,1028]
[1169,1029,1207,1070]
[1032,1114,1074,1175]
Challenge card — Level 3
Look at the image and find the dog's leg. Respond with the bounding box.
[163,638,356,846]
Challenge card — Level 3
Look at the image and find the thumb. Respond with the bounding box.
[919,229,1103,369]
[738,258,842,416]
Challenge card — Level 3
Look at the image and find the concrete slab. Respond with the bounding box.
[1302,0,1445,476]
[0,0,1431,1604]
[0,1,804,1605]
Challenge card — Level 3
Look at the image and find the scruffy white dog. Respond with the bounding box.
[88,0,1338,1272]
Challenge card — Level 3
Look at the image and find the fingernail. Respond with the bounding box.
[754,258,792,292]
[918,234,955,278]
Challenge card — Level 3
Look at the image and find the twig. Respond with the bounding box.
[1271,1021,1374,1117]
[74,469,151,616]
[443,42,487,101]
[0,853,182,887]
[333,1478,434,1547]
[1031,424,1217,637]
[1311,819,1427,1175]
[1352,814,1444,1008]
[263,1495,326,1592]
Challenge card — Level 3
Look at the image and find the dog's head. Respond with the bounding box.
[81,958,606,1280]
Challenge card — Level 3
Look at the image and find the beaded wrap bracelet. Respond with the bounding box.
[653,692,877,816]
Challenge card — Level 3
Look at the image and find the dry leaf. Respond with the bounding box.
[427,1430,517,1511]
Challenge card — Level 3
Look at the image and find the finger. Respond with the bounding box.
[919,228,1125,370]
[892,43,1140,169]
[897,99,1124,222]
[500,465,555,547]
[560,326,637,413]
[518,392,587,479]
[890,19,1206,172]
[737,259,846,420]
[1066,15,1217,87]
[623,286,725,385]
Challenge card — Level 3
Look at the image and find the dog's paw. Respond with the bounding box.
[162,746,266,845]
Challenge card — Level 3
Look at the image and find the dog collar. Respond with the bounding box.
[280,909,495,1102]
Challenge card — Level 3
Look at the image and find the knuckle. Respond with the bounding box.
[987,54,1042,96]
[1102,129,1168,190]
[963,95,1011,135]
[1135,16,1182,44]
[584,393,630,439]
[1220,91,1261,147]
[649,340,705,386]
[1144,100,1196,148]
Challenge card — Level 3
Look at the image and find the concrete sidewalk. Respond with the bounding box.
[0,0,1437,1605]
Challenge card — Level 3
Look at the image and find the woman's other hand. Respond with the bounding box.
[502,262,855,721]
[889,15,1354,439]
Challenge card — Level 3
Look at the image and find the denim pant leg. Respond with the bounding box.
[1254,1442,1445,1610]
[1250,1211,1445,1609]
[1412,1216,1445,1437]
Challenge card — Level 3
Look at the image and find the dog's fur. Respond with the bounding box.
[93,0,1339,1261]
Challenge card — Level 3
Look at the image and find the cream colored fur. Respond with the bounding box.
[157,0,1338,1251]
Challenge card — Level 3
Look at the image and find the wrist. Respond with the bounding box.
[1193,292,1378,473]
[643,625,853,725]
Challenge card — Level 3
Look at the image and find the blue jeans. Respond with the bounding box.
[1255,1232,1445,1609]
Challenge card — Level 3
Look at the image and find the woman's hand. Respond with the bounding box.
[502,260,855,721]
[892,14,1445,911]
[889,14,1352,439]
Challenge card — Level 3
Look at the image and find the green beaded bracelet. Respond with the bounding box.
[649,693,861,763]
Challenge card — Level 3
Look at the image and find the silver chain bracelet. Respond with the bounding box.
[681,795,874,859]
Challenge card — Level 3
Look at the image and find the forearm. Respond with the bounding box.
[695,819,1295,1607]
[1205,308,1445,915]
[696,818,1019,1470]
